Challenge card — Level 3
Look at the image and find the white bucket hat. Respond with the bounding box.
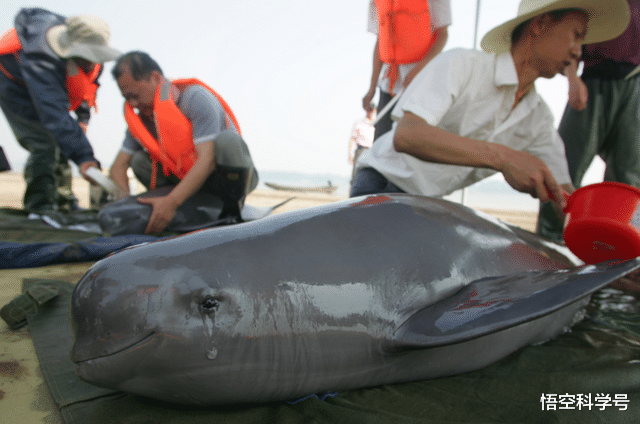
[481,0,631,53]
[46,15,121,63]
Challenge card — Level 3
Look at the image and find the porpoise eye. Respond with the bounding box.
[200,296,220,313]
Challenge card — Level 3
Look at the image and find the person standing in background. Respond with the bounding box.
[537,0,640,242]
[348,106,376,185]
[0,8,120,212]
[362,0,452,141]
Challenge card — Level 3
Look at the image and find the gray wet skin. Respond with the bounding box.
[70,194,640,405]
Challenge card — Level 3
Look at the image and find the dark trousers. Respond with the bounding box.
[350,167,405,197]
[0,101,77,211]
[130,130,259,199]
[374,91,394,141]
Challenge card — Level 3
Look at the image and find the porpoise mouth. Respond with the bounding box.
[74,331,162,388]
[72,330,158,364]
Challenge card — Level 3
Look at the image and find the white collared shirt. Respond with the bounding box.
[357,48,571,197]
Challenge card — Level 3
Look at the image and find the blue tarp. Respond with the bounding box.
[0,235,159,269]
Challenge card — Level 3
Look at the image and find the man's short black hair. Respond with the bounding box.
[112,51,163,81]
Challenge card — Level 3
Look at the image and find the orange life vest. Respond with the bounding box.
[375,0,435,94]
[124,78,241,188]
[0,27,101,112]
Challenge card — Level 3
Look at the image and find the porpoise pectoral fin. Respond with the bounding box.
[393,258,640,348]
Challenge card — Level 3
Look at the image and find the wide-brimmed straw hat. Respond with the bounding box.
[481,0,631,53]
[46,15,121,63]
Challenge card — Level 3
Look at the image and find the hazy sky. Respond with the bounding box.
[0,0,604,183]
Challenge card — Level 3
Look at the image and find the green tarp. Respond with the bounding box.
[24,278,640,424]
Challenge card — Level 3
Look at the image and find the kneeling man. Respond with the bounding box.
[110,51,258,234]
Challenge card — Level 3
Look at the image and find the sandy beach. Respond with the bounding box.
[0,171,539,232]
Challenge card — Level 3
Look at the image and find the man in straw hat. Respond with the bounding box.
[0,8,120,212]
[350,0,630,214]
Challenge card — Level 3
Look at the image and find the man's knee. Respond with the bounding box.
[214,130,253,168]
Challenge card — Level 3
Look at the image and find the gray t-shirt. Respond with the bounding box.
[120,83,236,155]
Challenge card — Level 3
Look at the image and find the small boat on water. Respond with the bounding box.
[265,180,338,194]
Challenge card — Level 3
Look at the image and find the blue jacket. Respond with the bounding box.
[0,8,98,166]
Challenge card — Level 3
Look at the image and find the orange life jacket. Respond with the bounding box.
[66,61,101,111]
[0,27,101,112]
[124,78,241,188]
[375,0,435,94]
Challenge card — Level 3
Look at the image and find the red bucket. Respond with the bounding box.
[563,182,640,264]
